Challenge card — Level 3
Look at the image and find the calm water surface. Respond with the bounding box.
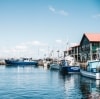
[0,65,100,99]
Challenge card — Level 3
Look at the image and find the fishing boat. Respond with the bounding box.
[50,50,61,70]
[5,58,38,66]
[60,56,80,74]
[50,59,60,70]
[43,58,52,68]
[80,60,100,79]
[50,63,60,70]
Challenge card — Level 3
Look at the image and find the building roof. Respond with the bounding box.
[71,44,80,48]
[85,33,100,42]
[64,47,72,52]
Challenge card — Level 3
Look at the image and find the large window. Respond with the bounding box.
[92,42,99,46]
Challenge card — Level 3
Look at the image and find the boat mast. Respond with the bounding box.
[66,41,69,56]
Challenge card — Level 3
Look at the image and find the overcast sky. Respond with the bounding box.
[0,0,100,59]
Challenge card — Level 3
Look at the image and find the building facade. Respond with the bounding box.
[64,33,100,62]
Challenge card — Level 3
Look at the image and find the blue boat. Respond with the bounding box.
[5,58,38,66]
[60,59,80,74]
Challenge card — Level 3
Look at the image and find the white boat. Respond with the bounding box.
[43,58,52,68]
[80,60,100,79]
[65,55,80,66]
[43,60,49,67]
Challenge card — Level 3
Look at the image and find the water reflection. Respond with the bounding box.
[5,65,38,68]
[80,76,100,99]
[0,65,100,99]
[58,73,82,99]
[58,73,100,99]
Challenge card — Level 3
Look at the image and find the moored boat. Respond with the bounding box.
[60,56,80,74]
[60,60,80,74]
[80,60,100,79]
[50,63,60,70]
[43,58,52,68]
[5,58,38,66]
[49,50,61,70]
[50,59,60,70]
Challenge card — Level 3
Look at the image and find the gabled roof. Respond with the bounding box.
[85,33,100,42]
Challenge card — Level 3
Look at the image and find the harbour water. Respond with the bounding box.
[0,65,100,99]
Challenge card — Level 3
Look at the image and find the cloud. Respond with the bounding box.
[3,45,28,53]
[1,40,48,58]
[92,14,100,18]
[15,45,27,50]
[31,41,48,46]
[56,39,63,44]
[49,6,68,16]
[59,10,68,16]
[39,48,46,52]
[13,45,27,52]
[49,6,55,12]
[24,40,48,46]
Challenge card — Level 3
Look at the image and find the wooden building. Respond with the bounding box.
[64,33,100,62]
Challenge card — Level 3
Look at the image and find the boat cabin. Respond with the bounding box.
[87,60,100,73]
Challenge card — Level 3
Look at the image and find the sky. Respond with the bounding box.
[0,0,100,59]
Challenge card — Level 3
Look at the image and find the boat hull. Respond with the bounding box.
[80,70,100,79]
[50,64,60,70]
[60,66,80,74]
[5,60,38,66]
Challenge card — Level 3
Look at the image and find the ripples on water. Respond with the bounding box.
[0,65,100,99]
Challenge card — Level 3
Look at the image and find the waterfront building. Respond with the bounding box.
[64,33,100,62]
